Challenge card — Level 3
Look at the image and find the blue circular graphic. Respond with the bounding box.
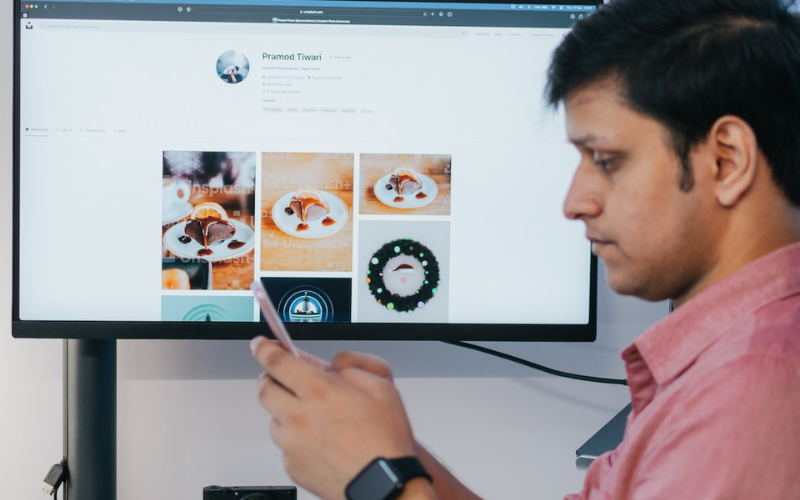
[278,286,334,322]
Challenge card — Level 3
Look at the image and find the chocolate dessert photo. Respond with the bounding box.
[261,152,354,272]
[360,153,451,215]
[165,202,254,261]
[162,151,256,290]
[271,187,349,238]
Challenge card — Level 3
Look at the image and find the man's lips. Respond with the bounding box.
[586,235,613,253]
[586,233,611,243]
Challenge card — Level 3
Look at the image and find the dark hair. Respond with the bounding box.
[546,0,800,205]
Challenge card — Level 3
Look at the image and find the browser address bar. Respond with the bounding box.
[192,5,424,18]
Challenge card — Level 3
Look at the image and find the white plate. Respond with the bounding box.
[162,201,193,226]
[271,190,349,239]
[373,172,438,209]
[163,219,255,262]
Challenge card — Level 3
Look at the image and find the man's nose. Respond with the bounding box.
[563,165,602,221]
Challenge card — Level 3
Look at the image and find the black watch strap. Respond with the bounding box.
[389,457,432,483]
[345,456,432,500]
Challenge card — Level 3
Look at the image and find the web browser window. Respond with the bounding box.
[16,0,596,335]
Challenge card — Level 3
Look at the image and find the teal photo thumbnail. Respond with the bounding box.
[162,295,253,322]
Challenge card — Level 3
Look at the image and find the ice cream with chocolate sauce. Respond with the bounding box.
[388,167,422,196]
[287,188,330,223]
[184,202,235,255]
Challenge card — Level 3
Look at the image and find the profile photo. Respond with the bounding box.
[216,50,250,84]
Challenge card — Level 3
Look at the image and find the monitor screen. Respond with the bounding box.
[13,0,599,340]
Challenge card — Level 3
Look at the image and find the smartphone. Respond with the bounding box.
[251,281,329,369]
[252,280,300,357]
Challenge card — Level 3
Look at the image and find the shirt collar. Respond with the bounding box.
[623,242,800,387]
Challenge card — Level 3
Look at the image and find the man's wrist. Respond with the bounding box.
[398,476,437,499]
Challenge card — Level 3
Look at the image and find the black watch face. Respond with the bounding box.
[346,459,402,500]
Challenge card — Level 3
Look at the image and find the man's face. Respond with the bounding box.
[563,82,721,303]
[382,254,426,298]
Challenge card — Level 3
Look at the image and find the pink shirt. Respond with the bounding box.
[566,242,800,500]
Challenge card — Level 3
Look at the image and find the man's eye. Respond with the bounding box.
[592,152,617,171]
[594,158,615,171]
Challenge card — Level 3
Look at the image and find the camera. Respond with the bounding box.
[203,485,297,500]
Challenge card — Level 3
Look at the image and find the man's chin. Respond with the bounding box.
[604,269,670,302]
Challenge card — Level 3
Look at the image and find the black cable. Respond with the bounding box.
[41,457,67,499]
[443,340,628,386]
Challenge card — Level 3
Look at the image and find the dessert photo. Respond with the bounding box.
[271,187,349,238]
[261,152,354,272]
[162,151,256,290]
[360,153,451,215]
[373,166,438,209]
[163,202,255,262]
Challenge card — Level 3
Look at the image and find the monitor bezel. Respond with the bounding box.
[11,0,601,341]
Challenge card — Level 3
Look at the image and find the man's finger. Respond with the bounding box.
[257,372,299,418]
[330,351,394,381]
[251,336,332,399]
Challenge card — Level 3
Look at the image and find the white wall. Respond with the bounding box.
[0,1,668,498]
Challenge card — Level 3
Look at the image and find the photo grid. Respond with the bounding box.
[161,148,453,329]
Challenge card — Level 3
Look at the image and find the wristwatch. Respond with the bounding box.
[345,456,432,500]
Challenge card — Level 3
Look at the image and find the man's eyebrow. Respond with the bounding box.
[568,133,600,147]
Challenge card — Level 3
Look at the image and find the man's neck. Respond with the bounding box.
[673,204,800,308]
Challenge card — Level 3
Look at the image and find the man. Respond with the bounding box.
[222,65,242,83]
[251,0,800,498]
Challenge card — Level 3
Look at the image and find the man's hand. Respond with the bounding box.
[251,337,418,500]
[329,350,395,381]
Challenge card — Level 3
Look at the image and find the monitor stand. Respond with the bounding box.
[575,403,631,471]
[63,339,116,500]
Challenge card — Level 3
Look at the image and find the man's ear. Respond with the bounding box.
[709,115,759,207]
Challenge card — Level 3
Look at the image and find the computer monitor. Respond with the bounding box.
[13,0,600,340]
